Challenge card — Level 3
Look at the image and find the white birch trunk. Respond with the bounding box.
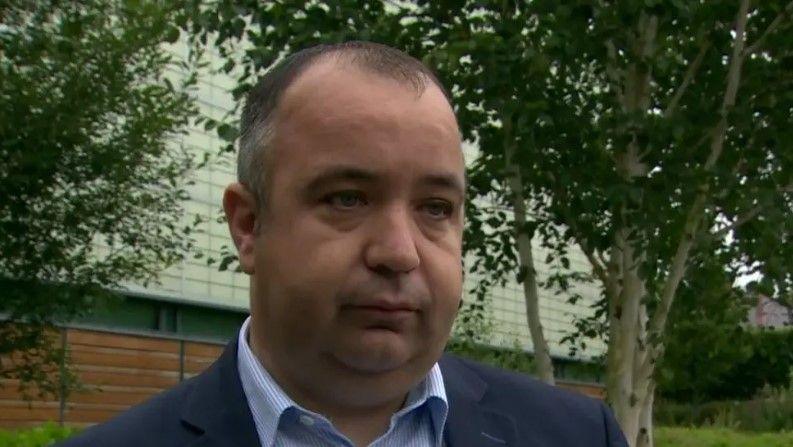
[503,115,555,385]
[605,232,648,446]
[637,383,655,447]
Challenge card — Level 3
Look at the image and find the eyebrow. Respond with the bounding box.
[419,173,466,200]
[303,167,378,193]
[303,165,465,199]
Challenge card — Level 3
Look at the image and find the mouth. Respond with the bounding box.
[345,305,416,316]
[343,296,419,312]
[341,303,418,331]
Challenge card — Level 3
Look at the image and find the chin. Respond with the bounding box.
[333,335,417,374]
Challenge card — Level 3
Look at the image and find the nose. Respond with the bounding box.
[364,205,420,274]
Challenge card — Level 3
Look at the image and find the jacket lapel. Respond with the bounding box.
[440,355,518,447]
[181,338,262,447]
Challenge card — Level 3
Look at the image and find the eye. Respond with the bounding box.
[323,191,367,210]
[421,200,454,219]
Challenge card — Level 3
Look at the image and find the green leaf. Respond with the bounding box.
[217,123,238,142]
[164,26,180,43]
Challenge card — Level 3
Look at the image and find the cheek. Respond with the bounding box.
[255,228,361,323]
[423,248,463,326]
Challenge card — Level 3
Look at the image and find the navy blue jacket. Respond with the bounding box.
[59,337,628,446]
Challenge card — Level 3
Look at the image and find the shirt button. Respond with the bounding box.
[299,415,315,426]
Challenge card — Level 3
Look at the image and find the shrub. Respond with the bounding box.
[655,381,793,432]
[446,338,536,375]
[659,325,793,403]
[0,422,78,447]
[445,338,604,382]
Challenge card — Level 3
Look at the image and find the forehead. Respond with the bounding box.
[277,59,456,133]
[269,60,464,189]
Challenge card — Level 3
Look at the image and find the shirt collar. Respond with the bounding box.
[236,316,449,446]
[393,362,448,446]
[237,316,293,447]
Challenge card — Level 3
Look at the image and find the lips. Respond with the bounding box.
[341,299,419,329]
[351,300,418,312]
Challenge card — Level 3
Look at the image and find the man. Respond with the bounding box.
[61,42,627,446]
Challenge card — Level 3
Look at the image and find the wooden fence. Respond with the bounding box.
[1,325,603,428]
[0,326,223,429]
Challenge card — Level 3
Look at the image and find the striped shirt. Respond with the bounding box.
[236,316,449,447]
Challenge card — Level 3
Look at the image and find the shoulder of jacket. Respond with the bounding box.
[55,376,201,446]
[443,354,603,411]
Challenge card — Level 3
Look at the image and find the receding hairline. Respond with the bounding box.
[275,54,455,125]
[243,43,452,144]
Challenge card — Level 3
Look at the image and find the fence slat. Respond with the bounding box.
[68,330,180,353]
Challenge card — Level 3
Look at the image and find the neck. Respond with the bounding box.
[248,325,407,446]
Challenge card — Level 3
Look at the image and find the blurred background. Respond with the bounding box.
[1,1,791,446]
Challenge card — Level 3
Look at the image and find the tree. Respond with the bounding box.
[187,2,792,446]
[0,0,201,399]
[510,3,792,445]
[437,2,791,446]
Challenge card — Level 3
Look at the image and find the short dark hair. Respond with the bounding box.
[237,41,451,208]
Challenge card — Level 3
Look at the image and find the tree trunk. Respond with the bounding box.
[601,222,656,447]
[605,246,649,446]
[605,276,653,447]
[637,383,655,447]
[513,208,555,385]
[502,115,555,385]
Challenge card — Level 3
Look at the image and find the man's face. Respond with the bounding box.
[249,61,464,405]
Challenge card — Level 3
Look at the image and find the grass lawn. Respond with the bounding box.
[2,424,793,447]
[656,426,793,447]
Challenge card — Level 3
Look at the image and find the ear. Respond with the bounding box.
[223,183,258,274]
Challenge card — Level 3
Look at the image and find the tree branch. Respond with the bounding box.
[502,115,556,386]
[664,41,710,118]
[710,181,793,240]
[710,203,764,240]
[645,0,752,363]
[705,0,751,170]
[644,192,706,365]
[579,241,609,284]
[596,250,609,270]
[744,0,793,56]
[605,39,626,106]
[544,163,610,286]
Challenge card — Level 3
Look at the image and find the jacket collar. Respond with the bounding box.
[181,337,261,447]
[440,355,518,447]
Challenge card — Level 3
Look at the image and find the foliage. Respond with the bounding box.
[656,254,754,403]
[446,337,536,376]
[710,329,793,401]
[0,0,201,399]
[418,2,792,443]
[659,271,793,402]
[658,372,793,432]
[655,427,793,447]
[0,422,78,447]
[449,298,603,381]
[655,388,793,432]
